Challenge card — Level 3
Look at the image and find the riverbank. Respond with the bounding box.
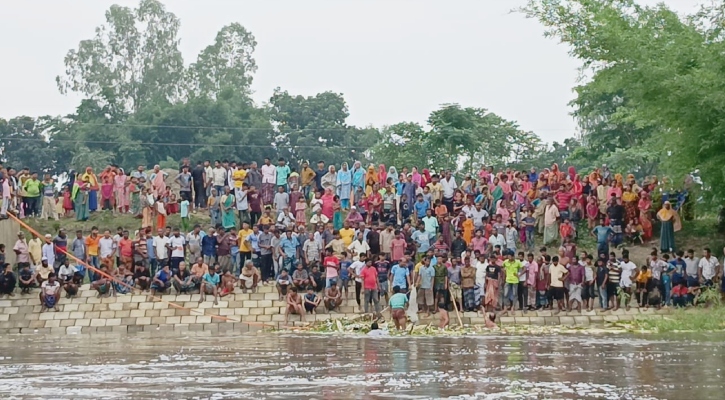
[0,283,711,335]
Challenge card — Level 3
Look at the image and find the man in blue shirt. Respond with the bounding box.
[279,231,299,273]
[389,255,412,291]
[201,268,220,305]
[411,224,433,262]
[413,194,430,221]
[150,264,172,296]
[591,218,613,257]
[201,228,218,266]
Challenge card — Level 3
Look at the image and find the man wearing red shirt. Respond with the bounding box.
[359,259,381,315]
[323,249,340,288]
[118,230,134,269]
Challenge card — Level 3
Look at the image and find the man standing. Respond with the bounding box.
[502,252,522,315]
[191,161,207,210]
[40,174,57,220]
[440,170,457,214]
[260,158,277,206]
[300,161,316,199]
[543,197,560,246]
[22,172,41,217]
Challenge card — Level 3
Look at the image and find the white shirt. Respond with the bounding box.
[309,214,329,225]
[474,261,487,288]
[649,259,667,280]
[41,280,60,296]
[212,167,227,186]
[99,237,115,258]
[169,235,186,258]
[470,208,489,228]
[350,260,366,282]
[461,205,476,219]
[348,240,370,258]
[699,256,720,280]
[489,234,506,250]
[204,166,214,184]
[41,243,55,266]
[619,261,637,287]
[584,264,594,282]
[153,236,170,259]
[58,264,77,280]
[113,234,123,257]
[235,188,248,210]
[261,164,277,184]
[440,176,457,199]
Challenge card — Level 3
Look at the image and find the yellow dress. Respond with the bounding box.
[462,219,474,244]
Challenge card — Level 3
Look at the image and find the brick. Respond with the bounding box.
[249,308,264,315]
[234,308,250,316]
[78,304,94,311]
[39,312,55,320]
[159,309,176,317]
[157,325,174,332]
[174,324,189,332]
[86,297,101,304]
[166,316,181,324]
[129,309,145,318]
[618,315,634,321]
[90,319,106,327]
[263,307,278,315]
[63,303,79,312]
[544,317,560,325]
[142,324,159,332]
[5,307,19,314]
[42,319,60,328]
[264,293,278,300]
[138,302,153,310]
[85,311,100,319]
[75,319,91,326]
[228,301,244,308]
[189,294,201,302]
[153,302,166,310]
[258,300,273,308]
[112,326,128,333]
[81,290,95,298]
[151,317,165,325]
[71,297,86,304]
[29,320,46,329]
[106,318,122,326]
[122,303,138,310]
[127,325,143,333]
[116,295,133,303]
[0,314,8,322]
[188,324,204,331]
[181,316,196,324]
[198,302,214,309]
[574,316,591,325]
[144,309,160,317]
[514,317,530,325]
[559,316,575,326]
[96,326,114,333]
[52,311,70,320]
[131,295,146,303]
[60,319,76,327]
[603,315,619,322]
[114,310,130,318]
[234,293,250,301]
[250,293,265,300]
[174,308,191,316]
[219,308,235,316]
[136,317,151,325]
[101,296,116,304]
[196,315,212,324]
[176,295,191,302]
[100,311,115,319]
[499,316,515,324]
[92,304,109,311]
[108,303,124,311]
[0,300,11,307]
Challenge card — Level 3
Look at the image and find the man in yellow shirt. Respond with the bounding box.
[28,233,44,268]
[238,222,254,269]
[339,222,355,247]
[300,161,316,199]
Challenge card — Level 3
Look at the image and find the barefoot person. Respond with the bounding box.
[239,260,260,293]
[219,270,236,298]
[303,286,321,315]
[284,287,305,323]
[200,267,220,305]
[149,264,172,297]
[388,285,409,330]
[40,272,61,312]
[324,284,343,312]
[91,265,112,297]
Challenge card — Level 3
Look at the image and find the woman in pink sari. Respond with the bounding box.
[410,167,422,187]
[321,188,335,219]
[114,168,129,213]
[151,165,166,198]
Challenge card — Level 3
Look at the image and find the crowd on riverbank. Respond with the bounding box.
[0,159,722,323]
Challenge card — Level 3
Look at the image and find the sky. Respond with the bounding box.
[0,0,703,144]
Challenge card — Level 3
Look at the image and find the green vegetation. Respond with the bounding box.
[631,306,725,333]
[24,212,209,235]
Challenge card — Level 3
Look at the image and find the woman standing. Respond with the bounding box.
[114,168,129,214]
[336,162,352,210]
[321,166,337,193]
[657,201,680,253]
[220,187,236,230]
[80,167,99,212]
[73,175,90,221]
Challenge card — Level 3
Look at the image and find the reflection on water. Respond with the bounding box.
[0,332,723,399]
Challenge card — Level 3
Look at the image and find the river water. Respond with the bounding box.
[0,332,722,399]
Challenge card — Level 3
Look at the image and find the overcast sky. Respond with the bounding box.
[0,0,701,143]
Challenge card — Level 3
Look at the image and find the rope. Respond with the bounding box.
[7,213,273,327]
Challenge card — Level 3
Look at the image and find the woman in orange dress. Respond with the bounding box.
[638,191,653,240]
[462,215,474,245]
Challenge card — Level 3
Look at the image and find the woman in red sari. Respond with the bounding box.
[638,191,653,240]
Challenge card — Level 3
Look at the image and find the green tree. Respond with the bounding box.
[56,0,185,115]
[187,23,258,99]
[0,116,57,173]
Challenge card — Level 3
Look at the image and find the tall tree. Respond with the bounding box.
[0,116,57,173]
[56,0,185,115]
[187,23,258,99]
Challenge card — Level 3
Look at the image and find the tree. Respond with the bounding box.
[371,122,446,170]
[56,0,185,115]
[523,0,725,201]
[0,116,57,173]
[187,23,258,99]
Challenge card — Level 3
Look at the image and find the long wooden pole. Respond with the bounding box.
[449,288,464,327]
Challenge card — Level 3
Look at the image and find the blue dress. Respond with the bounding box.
[337,170,352,200]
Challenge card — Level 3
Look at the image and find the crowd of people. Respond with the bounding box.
[0,158,722,326]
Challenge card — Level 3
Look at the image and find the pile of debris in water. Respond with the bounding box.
[278,316,641,336]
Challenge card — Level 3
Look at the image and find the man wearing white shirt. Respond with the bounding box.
[440,170,457,214]
[349,257,367,307]
[470,204,489,230]
[461,203,476,219]
[260,158,277,206]
[153,229,170,271]
[41,234,55,271]
[619,254,637,310]
[698,248,720,286]
[212,160,227,195]
[235,184,250,225]
[489,232,506,252]
[309,210,329,226]
[168,228,186,274]
[98,231,116,266]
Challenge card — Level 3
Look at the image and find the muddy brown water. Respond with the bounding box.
[0,332,722,399]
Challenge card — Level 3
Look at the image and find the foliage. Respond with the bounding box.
[631,307,725,332]
[522,0,725,203]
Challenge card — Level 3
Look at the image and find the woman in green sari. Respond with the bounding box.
[657,200,680,253]
[74,175,90,221]
[220,186,236,229]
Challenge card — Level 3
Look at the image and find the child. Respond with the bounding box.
[165,193,179,215]
[258,207,274,229]
[294,195,307,227]
[339,252,352,299]
[505,219,518,254]
[671,282,688,308]
[559,219,573,244]
[180,196,190,232]
[523,210,536,251]
[586,195,598,230]
[62,186,74,217]
[276,269,292,300]
[310,191,323,214]
[399,194,410,224]
[304,286,321,314]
